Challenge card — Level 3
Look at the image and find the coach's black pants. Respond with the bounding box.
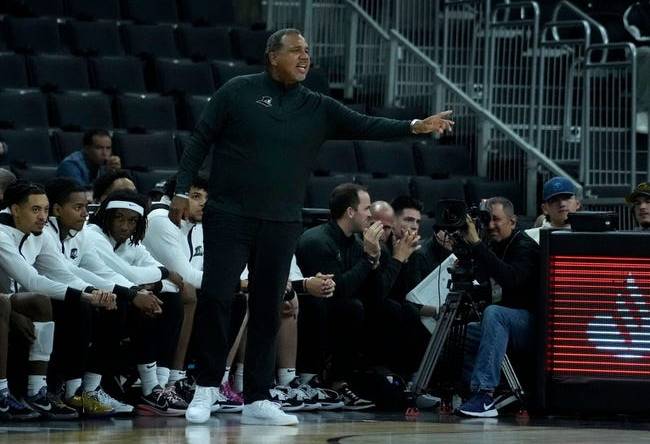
[194,206,302,402]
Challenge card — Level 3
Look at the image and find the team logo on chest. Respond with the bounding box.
[256,96,273,108]
[194,246,204,257]
[70,248,79,260]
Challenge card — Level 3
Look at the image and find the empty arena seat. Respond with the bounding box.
[211,61,263,87]
[50,91,113,130]
[178,25,233,61]
[0,128,56,166]
[114,132,178,169]
[465,178,524,212]
[410,177,466,216]
[305,174,355,208]
[132,169,176,194]
[178,0,235,25]
[231,29,272,64]
[28,54,90,91]
[52,130,84,160]
[156,59,215,95]
[356,140,417,176]
[89,56,147,94]
[116,93,177,131]
[122,0,179,24]
[313,140,358,175]
[66,0,120,20]
[9,0,65,17]
[5,17,63,54]
[122,24,180,59]
[66,20,124,56]
[413,142,472,177]
[0,89,49,128]
[13,165,58,185]
[184,95,211,129]
[0,53,29,89]
[358,176,412,203]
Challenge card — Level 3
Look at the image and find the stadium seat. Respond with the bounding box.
[305,174,355,208]
[49,91,113,130]
[410,177,466,216]
[184,95,211,129]
[178,0,235,25]
[12,165,58,185]
[0,53,29,89]
[7,0,65,17]
[465,178,524,212]
[5,17,63,54]
[0,89,49,128]
[115,93,177,131]
[89,56,147,94]
[122,24,180,59]
[28,54,90,91]
[0,128,56,166]
[359,176,412,203]
[65,20,124,56]
[132,169,176,194]
[66,0,120,21]
[413,142,472,177]
[211,61,263,87]
[356,140,417,176]
[53,130,84,160]
[231,29,272,64]
[122,0,178,24]
[177,25,233,61]
[113,132,178,169]
[313,140,358,175]
[156,59,215,95]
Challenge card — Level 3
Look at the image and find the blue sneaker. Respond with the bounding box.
[458,391,498,418]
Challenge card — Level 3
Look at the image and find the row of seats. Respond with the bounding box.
[3,0,235,25]
[0,17,269,63]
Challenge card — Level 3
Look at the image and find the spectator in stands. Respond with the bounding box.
[0,169,16,203]
[370,201,394,245]
[296,183,381,410]
[57,129,121,188]
[171,27,453,425]
[92,170,136,203]
[0,181,116,417]
[626,182,650,231]
[455,197,540,418]
[525,176,581,243]
[624,1,650,133]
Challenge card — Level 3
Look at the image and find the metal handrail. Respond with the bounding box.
[389,28,584,196]
[552,0,608,45]
[343,0,390,41]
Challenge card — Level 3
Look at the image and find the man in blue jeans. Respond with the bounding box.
[454,197,540,417]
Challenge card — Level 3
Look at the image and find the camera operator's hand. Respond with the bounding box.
[392,230,421,262]
[363,221,383,259]
[435,230,454,252]
[463,215,481,245]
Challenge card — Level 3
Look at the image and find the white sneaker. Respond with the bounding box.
[95,387,134,414]
[241,400,299,426]
[186,386,220,423]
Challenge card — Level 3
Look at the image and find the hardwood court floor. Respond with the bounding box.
[2,411,650,443]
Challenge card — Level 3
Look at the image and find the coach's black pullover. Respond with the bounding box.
[176,71,412,222]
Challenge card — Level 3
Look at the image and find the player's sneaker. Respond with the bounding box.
[66,388,115,417]
[137,385,186,416]
[301,376,344,410]
[95,387,134,415]
[337,383,375,410]
[217,382,243,413]
[241,400,298,426]
[0,389,39,420]
[269,387,304,412]
[275,378,320,411]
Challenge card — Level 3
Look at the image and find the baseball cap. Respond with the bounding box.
[625,182,650,204]
[543,176,576,202]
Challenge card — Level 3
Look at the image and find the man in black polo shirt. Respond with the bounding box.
[171,27,454,425]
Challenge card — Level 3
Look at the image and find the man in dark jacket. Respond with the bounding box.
[455,197,540,418]
[171,27,454,425]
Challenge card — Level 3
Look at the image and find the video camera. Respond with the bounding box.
[434,199,490,233]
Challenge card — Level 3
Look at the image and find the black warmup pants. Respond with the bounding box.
[194,206,302,402]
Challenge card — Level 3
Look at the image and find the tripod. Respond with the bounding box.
[411,287,525,412]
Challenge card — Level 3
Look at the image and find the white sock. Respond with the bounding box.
[0,378,7,393]
[168,369,186,386]
[65,378,82,400]
[233,364,244,393]
[137,362,159,396]
[156,367,170,387]
[299,373,317,385]
[27,375,47,397]
[220,366,231,385]
[82,372,102,392]
[277,368,296,386]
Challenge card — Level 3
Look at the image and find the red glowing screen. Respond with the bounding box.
[547,255,650,378]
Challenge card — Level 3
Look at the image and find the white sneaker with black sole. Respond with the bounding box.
[95,387,134,414]
[241,400,299,426]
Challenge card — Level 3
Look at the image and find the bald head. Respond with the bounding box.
[370,201,394,243]
[0,168,16,201]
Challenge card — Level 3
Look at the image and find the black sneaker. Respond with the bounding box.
[0,389,39,420]
[137,385,186,417]
[24,386,78,420]
[337,383,375,411]
[269,387,304,412]
[301,376,344,410]
[172,378,196,405]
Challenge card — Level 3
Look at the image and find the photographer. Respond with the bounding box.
[452,197,540,418]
